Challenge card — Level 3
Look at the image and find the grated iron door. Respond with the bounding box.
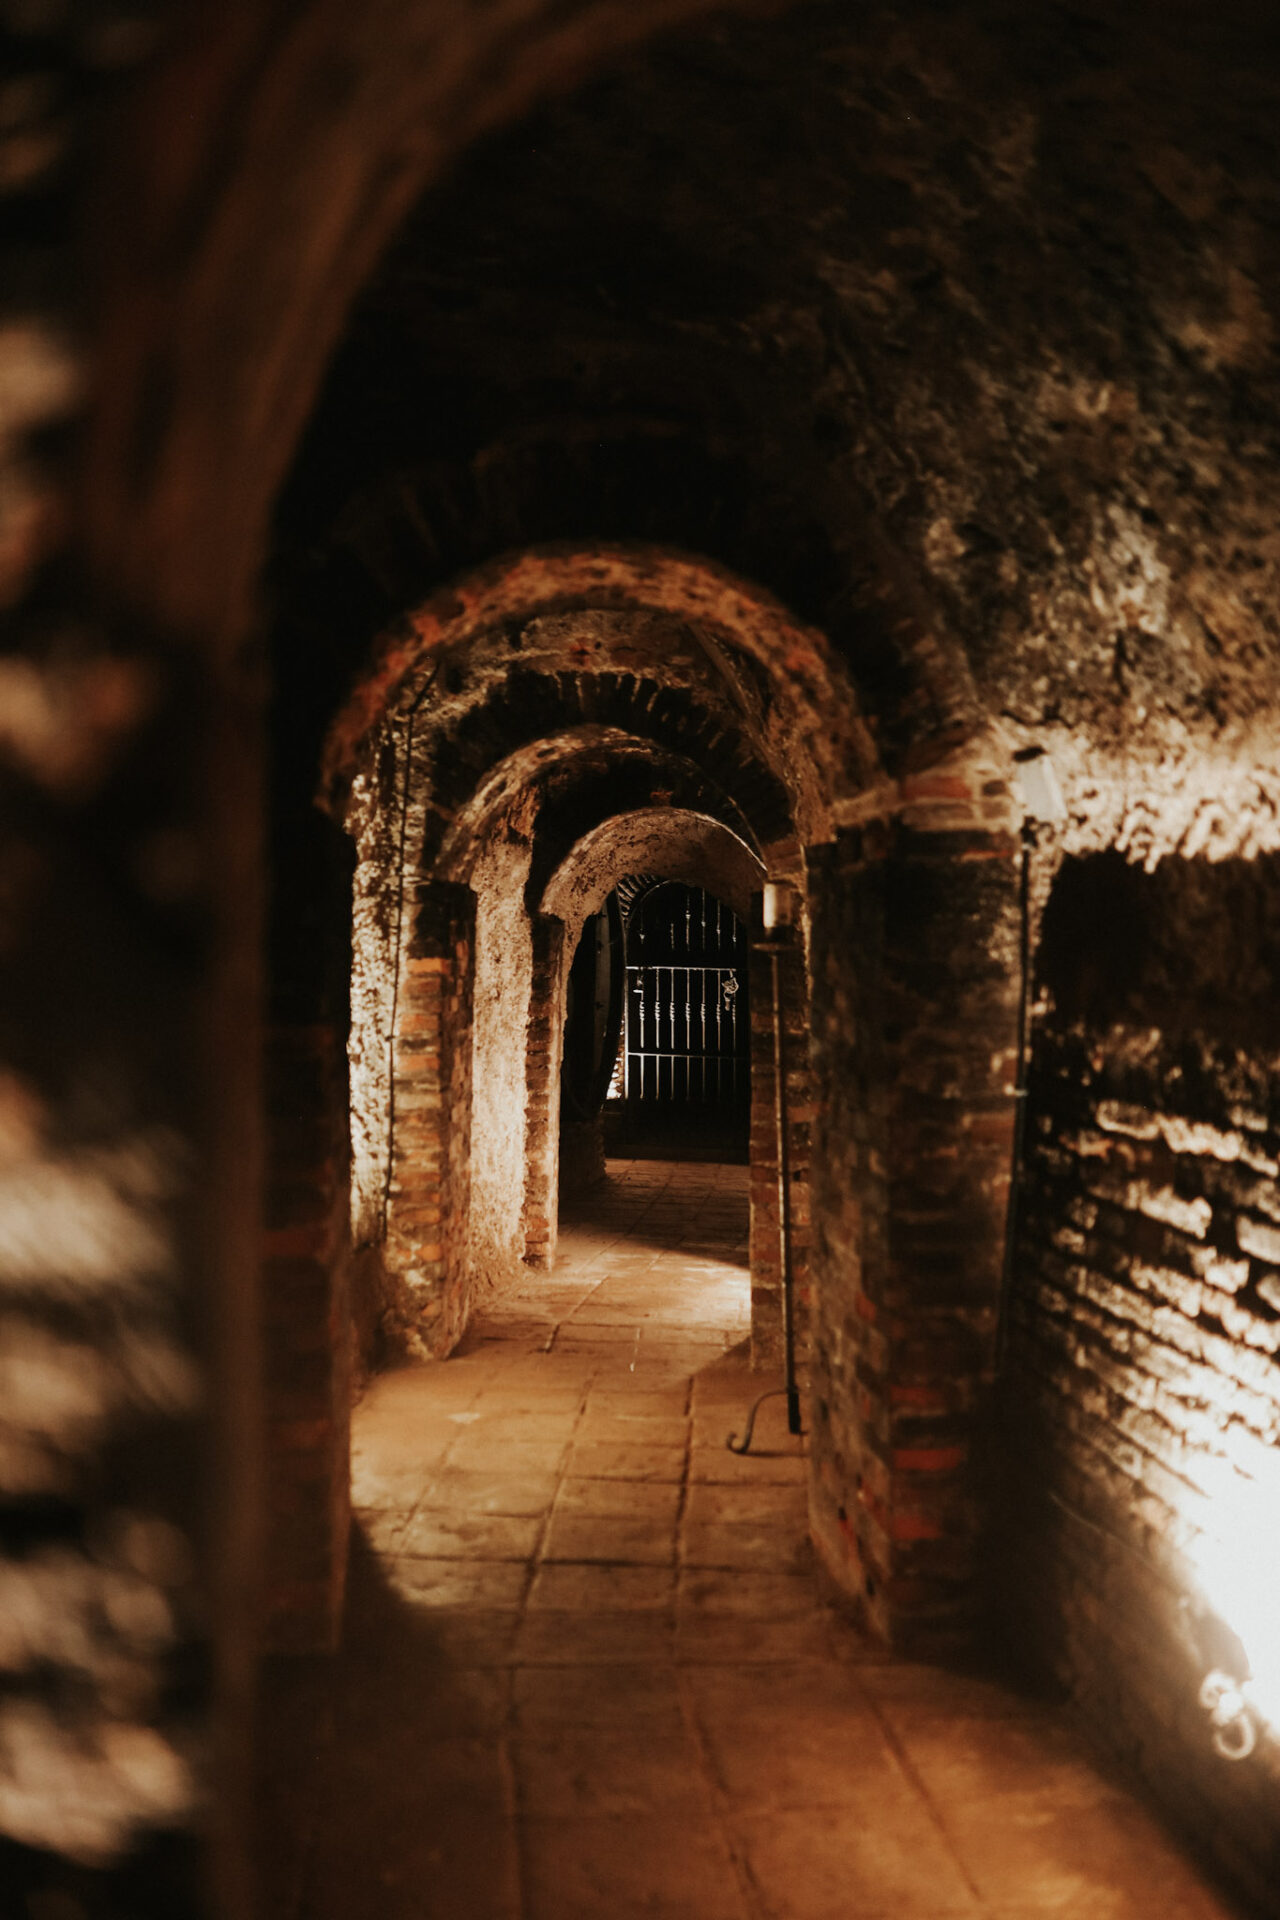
[623,884,748,1109]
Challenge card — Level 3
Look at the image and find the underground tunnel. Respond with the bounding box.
[2,2,1280,1916]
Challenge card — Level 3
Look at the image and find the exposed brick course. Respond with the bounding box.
[807,822,1020,1651]
[383,882,476,1356]
[1003,851,1280,1914]
[522,914,567,1268]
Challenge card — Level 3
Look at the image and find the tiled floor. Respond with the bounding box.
[263,1159,1242,1920]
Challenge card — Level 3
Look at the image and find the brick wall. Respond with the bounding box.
[749,917,813,1368]
[807,819,1020,1651]
[383,881,476,1356]
[523,915,567,1268]
[1002,849,1280,1914]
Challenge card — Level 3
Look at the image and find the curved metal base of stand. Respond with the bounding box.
[726,1385,804,1454]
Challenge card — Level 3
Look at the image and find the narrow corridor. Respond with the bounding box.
[263,1163,1242,1920]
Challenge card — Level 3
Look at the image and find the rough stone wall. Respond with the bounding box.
[808,811,1020,1652]
[347,753,402,1259]
[467,825,536,1292]
[749,917,813,1369]
[383,881,476,1357]
[1003,850,1280,1913]
[522,914,566,1269]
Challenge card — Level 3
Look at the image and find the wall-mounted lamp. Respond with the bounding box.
[1012,747,1068,826]
[762,880,799,932]
[1200,1670,1258,1761]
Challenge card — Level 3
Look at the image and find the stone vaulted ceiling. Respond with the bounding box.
[271,0,1280,863]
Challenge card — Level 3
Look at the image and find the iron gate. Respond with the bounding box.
[623,883,749,1108]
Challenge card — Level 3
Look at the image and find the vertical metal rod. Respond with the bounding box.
[769,945,802,1435]
[624,970,632,1100]
[996,825,1034,1370]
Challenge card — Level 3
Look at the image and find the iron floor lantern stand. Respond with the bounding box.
[728,918,803,1452]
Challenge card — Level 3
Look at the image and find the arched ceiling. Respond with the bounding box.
[323,552,872,859]
[271,0,1280,862]
[427,727,767,884]
[541,809,763,937]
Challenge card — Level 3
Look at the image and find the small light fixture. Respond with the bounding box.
[1199,1669,1258,1761]
[1012,747,1068,826]
[762,881,798,932]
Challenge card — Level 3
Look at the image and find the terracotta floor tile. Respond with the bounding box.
[347,1459,436,1508]
[527,1560,675,1612]
[264,1160,1241,1920]
[678,1567,823,1618]
[541,1509,675,1565]
[443,1437,570,1477]
[396,1508,542,1561]
[582,1386,690,1417]
[683,1481,809,1526]
[680,1516,814,1571]
[554,1474,683,1521]
[693,1695,910,1811]
[513,1724,705,1816]
[569,1438,688,1480]
[513,1661,686,1734]
[350,1506,412,1553]
[939,1793,1233,1918]
[381,1554,531,1610]
[428,1466,560,1516]
[731,1804,982,1918]
[390,1606,522,1669]
[519,1814,750,1920]
[675,1611,846,1666]
[575,1410,690,1446]
[514,1609,675,1666]
[306,1804,521,1920]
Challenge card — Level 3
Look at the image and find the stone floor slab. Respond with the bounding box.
[526,1560,675,1612]
[541,1509,675,1565]
[519,1814,750,1920]
[261,1159,1242,1920]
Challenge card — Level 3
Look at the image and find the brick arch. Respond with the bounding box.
[414,676,793,870]
[322,541,882,845]
[429,729,765,886]
[271,424,980,774]
[525,809,769,1272]
[539,809,765,938]
[348,719,771,1326]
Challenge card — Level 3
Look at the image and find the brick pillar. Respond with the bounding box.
[523,914,567,1269]
[749,898,813,1368]
[807,814,1019,1651]
[384,880,476,1356]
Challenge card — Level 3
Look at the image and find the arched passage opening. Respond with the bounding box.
[257,513,1029,1730]
[539,808,765,1240]
[319,548,852,1372]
